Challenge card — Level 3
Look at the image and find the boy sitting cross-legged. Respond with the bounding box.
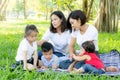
[40,42,59,69]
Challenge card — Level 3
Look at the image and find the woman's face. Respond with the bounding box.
[69,18,81,30]
[51,14,62,29]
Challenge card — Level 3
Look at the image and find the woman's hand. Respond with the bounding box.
[69,54,73,61]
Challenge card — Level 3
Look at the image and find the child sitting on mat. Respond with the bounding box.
[68,41,105,74]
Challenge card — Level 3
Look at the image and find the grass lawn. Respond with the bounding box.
[0,20,120,80]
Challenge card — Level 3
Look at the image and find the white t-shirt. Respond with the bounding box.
[71,24,98,51]
[15,38,37,61]
[42,29,71,55]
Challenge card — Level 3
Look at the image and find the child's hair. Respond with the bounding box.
[41,42,53,52]
[82,41,95,53]
[24,24,39,37]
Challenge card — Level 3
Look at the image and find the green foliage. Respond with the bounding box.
[0,20,120,79]
[99,32,120,53]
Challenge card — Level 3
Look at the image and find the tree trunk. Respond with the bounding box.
[45,0,48,21]
[94,0,119,33]
[23,0,27,19]
[82,0,88,15]
[87,0,94,20]
[112,0,119,32]
[0,0,7,21]
[82,0,94,21]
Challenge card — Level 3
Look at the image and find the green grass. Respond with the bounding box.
[0,20,120,79]
[99,32,120,53]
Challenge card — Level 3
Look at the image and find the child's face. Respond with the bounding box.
[80,48,85,55]
[26,31,37,43]
[43,49,53,61]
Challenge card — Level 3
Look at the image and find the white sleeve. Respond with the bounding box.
[21,39,28,51]
[42,29,51,41]
[71,30,77,38]
[93,30,98,41]
[90,28,98,41]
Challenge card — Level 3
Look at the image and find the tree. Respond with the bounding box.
[52,0,76,11]
[13,0,24,19]
[45,0,48,20]
[23,0,26,19]
[0,0,8,21]
[82,0,88,15]
[94,0,120,33]
[82,0,94,21]
[86,0,94,20]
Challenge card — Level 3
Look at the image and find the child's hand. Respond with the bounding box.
[28,64,36,70]
[41,66,47,69]
[33,65,37,69]
[24,63,36,70]
[23,66,27,70]
[52,64,57,69]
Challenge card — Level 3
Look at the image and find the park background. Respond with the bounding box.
[0,0,120,79]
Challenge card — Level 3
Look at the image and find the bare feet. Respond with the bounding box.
[69,68,81,74]
[105,66,119,72]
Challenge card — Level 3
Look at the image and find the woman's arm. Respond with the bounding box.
[69,37,76,54]
[69,37,76,59]
[37,39,46,46]
[37,29,51,46]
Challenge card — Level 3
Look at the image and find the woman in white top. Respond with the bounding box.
[37,11,72,60]
[68,10,98,58]
[59,10,98,69]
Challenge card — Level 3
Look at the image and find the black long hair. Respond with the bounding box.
[50,11,72,33]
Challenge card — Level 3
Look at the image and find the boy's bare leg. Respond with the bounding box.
[68,61,78,72]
